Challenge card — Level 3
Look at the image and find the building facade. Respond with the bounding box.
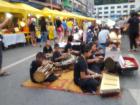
[8,0,95,16]
[70,0,87,15]
[94,0,140,20]
[62,0,72,11]
[67,0,94,16]
[135,0,140,11]
[29,0,62,10]
[86,0,94,16]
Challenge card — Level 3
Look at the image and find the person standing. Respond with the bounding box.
[39,17,48,45]
[48,22,55,41]
[0,18,11,76]
[83,21,89,43]
[55,17,63,42]
[98,26,110,53]
[28,18,37,47]
[127,11,140,52]
[62,19,67,37]
[67,19,73,36]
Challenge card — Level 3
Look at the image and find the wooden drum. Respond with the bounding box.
[60,54,76,66]
[33,63,55,83]
[58,54,76,70]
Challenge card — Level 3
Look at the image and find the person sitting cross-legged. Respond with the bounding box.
[52,43,69,62]
[87,42,104,74]
[30,52,58,83]
[43,40,53,54]
[74,45,102,93]
[64,35,79,55]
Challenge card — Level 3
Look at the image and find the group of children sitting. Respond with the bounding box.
[30,35,120,94]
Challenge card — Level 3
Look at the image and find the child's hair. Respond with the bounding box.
[80,43,91,54]
[68,35,73,42]
[36,52,47,66]
[88,42,97,49]
[54,43,59,48]
[83,45,91,53]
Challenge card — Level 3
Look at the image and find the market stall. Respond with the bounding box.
[2,33,26,48]
[0,1,47,47]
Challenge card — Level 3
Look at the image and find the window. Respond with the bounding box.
[99,12,102,14]
[124,5,128,8]
[104,7,108,9]
[117,6,121,8]
[111,11,114,13]
[104,12,108,14]
[98,7,102,10]
[130,5,135,8]
[123,10,128,13]
[117,11,121,13]
[104,16,108,18]
[130,10,135,13]
[111,6,114,9]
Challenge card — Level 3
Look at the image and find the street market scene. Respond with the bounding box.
[0,0,140,105]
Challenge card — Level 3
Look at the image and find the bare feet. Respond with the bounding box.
[0,70,9,76]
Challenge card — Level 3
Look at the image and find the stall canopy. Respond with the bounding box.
[0,0,43,16]
[43,8,95,21]
[12,3,43,15]
[43,8,72,18]
[0,0,95,21]
[0,0,24,13]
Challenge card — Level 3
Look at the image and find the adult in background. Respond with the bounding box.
[48,22,55,45]
[109,27,122,48]
[62,19,67,37]
[83,20,89,43]
[0,18,11,76]
[67,19,73,36]
[98,26,110,53]
[127,11,140,52]
[55,17,63,42]
[86,28,93,44]
[39,17,48,45]
[28,18,37,47]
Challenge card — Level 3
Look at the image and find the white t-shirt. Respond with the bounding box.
[73,29,83,41]
[98,29,110,44]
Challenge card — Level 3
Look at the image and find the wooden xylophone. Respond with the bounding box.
[100,73,120,95]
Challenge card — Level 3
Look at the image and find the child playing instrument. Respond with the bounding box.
[52,43,69,62]
[30,52,58,83]
[43,40,53,54]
